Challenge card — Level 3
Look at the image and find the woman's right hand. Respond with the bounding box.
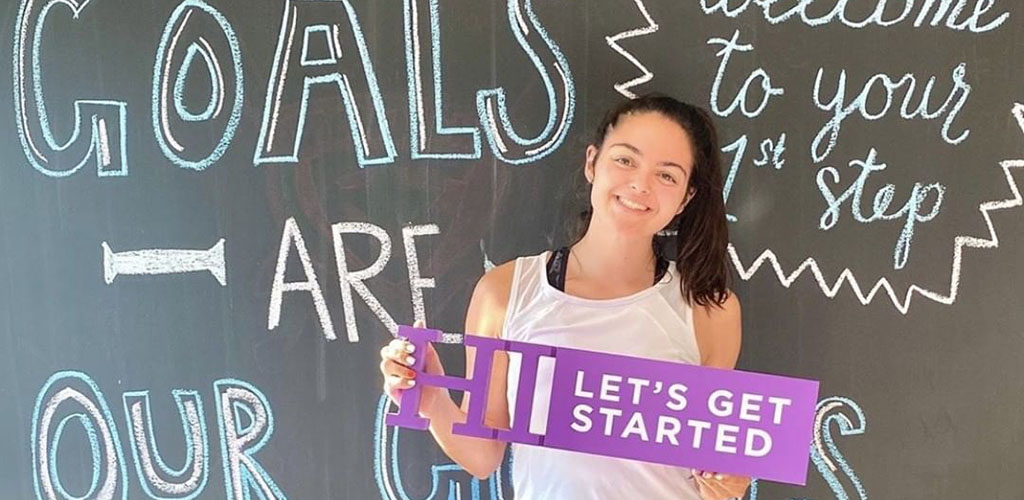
[379,320,447,417]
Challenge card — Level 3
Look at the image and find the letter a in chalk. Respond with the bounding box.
[255,0,396,168]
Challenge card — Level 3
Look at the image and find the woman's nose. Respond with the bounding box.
[630,175,651,194]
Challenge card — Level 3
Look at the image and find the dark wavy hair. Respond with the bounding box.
[570,93,732,308]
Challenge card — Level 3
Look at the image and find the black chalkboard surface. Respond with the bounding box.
[2,1,1023,499]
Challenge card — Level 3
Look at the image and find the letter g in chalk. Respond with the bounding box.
[14,0,129,177]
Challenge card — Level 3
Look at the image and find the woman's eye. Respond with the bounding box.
[660,172,677,183]
[615,157,632,166]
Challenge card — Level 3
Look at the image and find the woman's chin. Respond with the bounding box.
[605,217,662,238]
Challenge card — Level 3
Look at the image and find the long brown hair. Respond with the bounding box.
[570,93,732,308]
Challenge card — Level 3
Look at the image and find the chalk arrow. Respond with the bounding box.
[102,238,226,286]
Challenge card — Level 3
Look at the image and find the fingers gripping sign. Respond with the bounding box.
[380,320,447,416]
[691,468,752,500]
[384,325,507,438]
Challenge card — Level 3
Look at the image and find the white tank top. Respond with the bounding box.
[500,250,703,500]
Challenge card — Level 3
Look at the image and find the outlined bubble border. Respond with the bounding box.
[728,104,1024,315]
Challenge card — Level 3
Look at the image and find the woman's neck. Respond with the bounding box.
[569,224,657,289]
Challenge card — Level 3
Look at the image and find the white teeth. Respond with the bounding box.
[616,196,649,211]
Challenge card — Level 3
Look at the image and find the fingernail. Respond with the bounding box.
[714,473,723,480]
[406,356,415,365]
[405,343,415,353]
[407,379,416,386]
[703,472,710,478]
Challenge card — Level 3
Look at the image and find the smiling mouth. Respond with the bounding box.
[615,195,651,212]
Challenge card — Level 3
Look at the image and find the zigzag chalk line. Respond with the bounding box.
[729,103,1024,315]
[606,0,658,99]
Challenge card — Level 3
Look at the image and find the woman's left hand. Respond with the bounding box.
[690,469,751,500]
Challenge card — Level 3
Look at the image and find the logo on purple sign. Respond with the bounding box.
[385,326,819,485]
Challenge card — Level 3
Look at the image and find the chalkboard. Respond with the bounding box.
[2,1,1023,499]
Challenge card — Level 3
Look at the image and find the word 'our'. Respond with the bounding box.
[31,371,286,500]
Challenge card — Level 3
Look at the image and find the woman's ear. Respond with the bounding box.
[676,187,697,215]
[584,145,598,184]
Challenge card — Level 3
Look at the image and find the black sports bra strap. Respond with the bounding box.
[546,246,669,292]
[655,254,669,282]
[545,246,571,291]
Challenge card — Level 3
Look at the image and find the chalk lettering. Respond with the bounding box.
[268,217,337,340]
[404,0,481,159]
[32,371,127,500]
[707,30,784,119]
[817,148,945,269]
[476,0,575,164]
[152,0,243,171]
[333,222,398,342]
[811,63,971,163]
[215,379,287,500]
[122,390,209,499]
[14,0,128,177]
[700,0,1010,33]
[255,0,396,167]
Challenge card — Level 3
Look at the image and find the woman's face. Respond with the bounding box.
[584,111,696,238]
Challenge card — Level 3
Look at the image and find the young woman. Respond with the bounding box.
[379,95,750,500]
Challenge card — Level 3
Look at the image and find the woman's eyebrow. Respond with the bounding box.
[609,142,686,172]
[609,142,642,155]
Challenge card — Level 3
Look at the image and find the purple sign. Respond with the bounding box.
[544,347,818,484]
[385,326,820,485]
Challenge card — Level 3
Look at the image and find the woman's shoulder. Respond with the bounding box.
[476,259,516,296]
[476,250,549,291]
[466,250,550,336]
[465,254,532,337]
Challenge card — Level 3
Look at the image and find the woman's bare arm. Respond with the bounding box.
[421,261,515,479]
[693,291,742,369]
[691,291,750,499]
